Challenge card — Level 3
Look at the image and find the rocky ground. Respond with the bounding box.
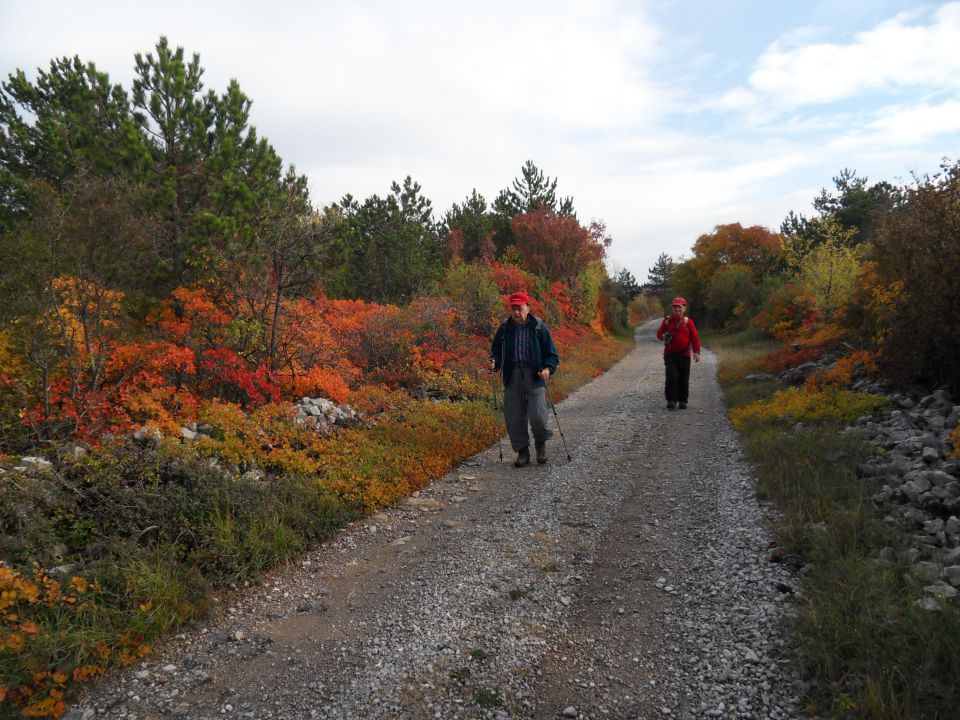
[69,321,810,720]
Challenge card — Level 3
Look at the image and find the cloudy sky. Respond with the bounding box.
[3,1,958,281]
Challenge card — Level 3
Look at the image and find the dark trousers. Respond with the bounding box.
[664,353,691,403]
[503,366,552,452]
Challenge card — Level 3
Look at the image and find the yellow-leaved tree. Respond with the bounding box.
[790,216,864,321]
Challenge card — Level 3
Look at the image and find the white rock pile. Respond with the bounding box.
[853,388,960,606]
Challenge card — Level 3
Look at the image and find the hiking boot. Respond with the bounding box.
[535,440,547,464]
[678,402,687,409]
[667,402,676,410]
[514,446,530,467]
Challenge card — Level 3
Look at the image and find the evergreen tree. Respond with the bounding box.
[612,268,641,304]
[1,37,304,301]
[781,169,896,262]
[642,253,675,295]
[330,177,443,303]
[441,189,496,262]
[131,36,292,289]
[0,56,147,231]
[493,159,575,218]
[641,252,678,314]
[491,160,575,254]
[812,168,895,243]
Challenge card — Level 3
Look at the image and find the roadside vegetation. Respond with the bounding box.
[0,38,646,717]
[675,157,960,717]
[712,334,960,719]
[0,332,633,718]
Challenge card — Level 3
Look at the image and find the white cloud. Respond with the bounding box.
[863,98,960,145]
[735,3,960,110]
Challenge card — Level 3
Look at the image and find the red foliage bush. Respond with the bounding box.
[490,262,534,294]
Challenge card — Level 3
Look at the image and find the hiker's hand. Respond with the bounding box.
[487,358,496,372]
[538,368,550,381]
[693,352,701,363]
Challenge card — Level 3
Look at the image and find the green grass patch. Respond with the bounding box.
[716,332,960,718]
[1,444,356,716]
[475,687,503,708]
[797,553,960,719]
[706,328,782,386]
[507,587,528,601]
[449,666,471,683]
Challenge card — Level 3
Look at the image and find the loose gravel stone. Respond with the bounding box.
[72,321,810,719]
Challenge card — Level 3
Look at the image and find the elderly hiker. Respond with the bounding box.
[656,296,701,410]
[488,291,560,467]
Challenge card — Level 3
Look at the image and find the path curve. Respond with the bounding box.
[76,321,809,720]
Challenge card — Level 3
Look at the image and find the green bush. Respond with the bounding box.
[1,441,355,589]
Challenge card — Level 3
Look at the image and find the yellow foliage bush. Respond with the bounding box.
[190,391,500,515]
[730,387,888,429]
[315,400,499,513]
[195,399,328,474]
[0,331,27,377]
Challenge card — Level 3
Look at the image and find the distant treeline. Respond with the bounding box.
[646,164,960,396]
[0,37,645,452]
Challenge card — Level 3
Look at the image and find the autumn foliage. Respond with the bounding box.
[0,241,626,718]
[0,38,638,717]
[510,208,611,285]
[662,161,960,399]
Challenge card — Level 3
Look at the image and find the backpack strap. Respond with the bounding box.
[665,316,693,351]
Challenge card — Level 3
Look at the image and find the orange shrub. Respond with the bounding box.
[0,567,126,718]
[280,365,352,404]
[761,345,827,374]
[806,349,879,390]
[490,261,534,294]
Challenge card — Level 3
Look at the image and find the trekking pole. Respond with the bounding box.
[544,382,572,462]
[489,369,504,462]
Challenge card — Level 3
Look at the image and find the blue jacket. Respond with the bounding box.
[490,314,560,388]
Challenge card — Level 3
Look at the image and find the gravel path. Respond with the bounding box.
[73,321,810,720]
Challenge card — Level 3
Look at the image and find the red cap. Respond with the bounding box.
[509,291,530,306]
[671,297,687,307]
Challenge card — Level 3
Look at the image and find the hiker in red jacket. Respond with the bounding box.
[656,297,701,410]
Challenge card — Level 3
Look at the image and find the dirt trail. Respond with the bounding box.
[77,321,805,720]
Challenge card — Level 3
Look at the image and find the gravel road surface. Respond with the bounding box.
[73,321,809,720]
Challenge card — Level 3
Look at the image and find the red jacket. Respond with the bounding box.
[657,315,701,357]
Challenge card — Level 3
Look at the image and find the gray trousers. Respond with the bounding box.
[503,366,553,452]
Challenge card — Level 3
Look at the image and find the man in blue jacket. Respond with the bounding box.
[489,291,560,466]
